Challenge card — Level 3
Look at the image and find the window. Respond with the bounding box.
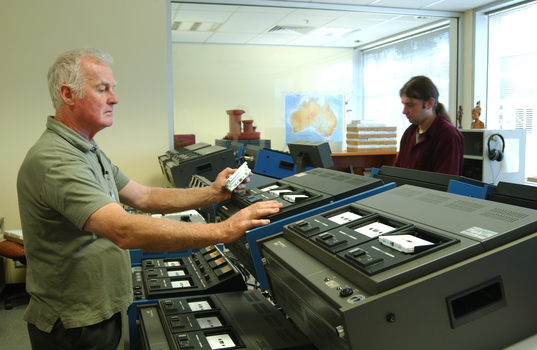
[486,1,537,179]
[360,26,452,147]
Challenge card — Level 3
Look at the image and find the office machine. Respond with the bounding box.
[488,181,537,210]
[252,148,297,179]
[217,168,383,223]
[151,210,207,224]
[217,168,394,289]
[129,245,246,350]
[162,145,237,188]
[137,290,315,350]
[288,140,334,173]
[131,245,245,302]
[158,142,211,177]
[259,185,537,350]
[215,138,271,150]
[371,165,487,192]
[192,171,275,224]
[225,142,246,162]
[129,210,207,264]
[240,144,262,170]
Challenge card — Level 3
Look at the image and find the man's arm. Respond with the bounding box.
[83,199,281,252]
[83,166,281,252]
[432,130,465,175]
[119,167,245,213]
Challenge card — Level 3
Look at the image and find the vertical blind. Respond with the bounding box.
[361,27,451,148]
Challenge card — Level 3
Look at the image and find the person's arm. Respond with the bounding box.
[119,167,244,214]
[83,199,281,252]
[432,132,465,175]
[82,166,282,251]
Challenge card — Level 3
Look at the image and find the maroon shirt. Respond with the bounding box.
[394,114,464,175]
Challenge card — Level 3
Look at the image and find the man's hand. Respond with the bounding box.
[218,200,282,243]
[211,167,251,203]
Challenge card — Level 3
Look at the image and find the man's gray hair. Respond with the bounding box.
[47,48,113,110]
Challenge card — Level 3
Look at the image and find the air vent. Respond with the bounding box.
[393,187,421,198]
[480,208,529,223]
[446,200,487,213]
[417,193,451,205]
[267,25,315,35]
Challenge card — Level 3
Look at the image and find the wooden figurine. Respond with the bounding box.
[471,101,485,129]
[457,105,463,129]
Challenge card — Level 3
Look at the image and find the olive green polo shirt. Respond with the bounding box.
[17,116,133,332]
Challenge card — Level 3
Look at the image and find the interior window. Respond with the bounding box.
[361,26,452,148]
[486,1,537,180]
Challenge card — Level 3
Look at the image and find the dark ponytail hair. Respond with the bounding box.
[399,76,452,124]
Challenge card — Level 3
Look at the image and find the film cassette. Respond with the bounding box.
[378,234,434,253]
[223,162,251,192]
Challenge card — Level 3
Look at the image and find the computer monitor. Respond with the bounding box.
[372,165,485,192]
[487,181,537,210]
[287,141,334,173]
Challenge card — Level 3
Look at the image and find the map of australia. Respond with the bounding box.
[284,93,344,146]
[289,98,338,138]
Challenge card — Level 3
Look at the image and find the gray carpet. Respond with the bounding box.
[0,286,31,350]
[0,284,128,350]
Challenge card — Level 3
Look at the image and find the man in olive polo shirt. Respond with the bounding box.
[17,48,281,350]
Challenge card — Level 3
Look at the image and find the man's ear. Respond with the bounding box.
[425,97,436,110]
[60,85,75,106]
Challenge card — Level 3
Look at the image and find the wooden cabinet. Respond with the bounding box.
[461,129,526,185]
[330,151,397,174]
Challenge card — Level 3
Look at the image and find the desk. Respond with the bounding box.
[330,151,397,173]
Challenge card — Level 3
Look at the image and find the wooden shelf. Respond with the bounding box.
[330,151,398,172]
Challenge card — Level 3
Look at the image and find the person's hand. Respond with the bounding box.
[218,200,282,243]
[211,167,251,202]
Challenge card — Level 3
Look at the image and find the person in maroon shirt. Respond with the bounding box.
[394,76,464,175]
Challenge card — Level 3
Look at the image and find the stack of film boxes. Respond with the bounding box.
[346,121,397,152]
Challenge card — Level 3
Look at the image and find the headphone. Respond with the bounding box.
[487,133,505,162]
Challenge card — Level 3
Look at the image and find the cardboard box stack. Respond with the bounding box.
[346,121,397,152]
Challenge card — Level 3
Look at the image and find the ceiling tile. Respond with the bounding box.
[171,30,214,43]
[206,32,259,44]
[171,0,497,47]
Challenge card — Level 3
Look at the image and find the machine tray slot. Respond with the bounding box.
[338,225,459,275]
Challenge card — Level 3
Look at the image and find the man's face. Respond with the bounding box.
[401,94,430,125]
[72,58,118,135]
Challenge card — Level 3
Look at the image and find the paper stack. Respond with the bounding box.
[346,121,397,152]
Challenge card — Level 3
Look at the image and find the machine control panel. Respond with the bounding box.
[218,181,331,221]
[131,245,246,300]
[284,203,460,276]
[137,291,315,350]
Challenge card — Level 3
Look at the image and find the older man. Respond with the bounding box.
[17,48,281,350]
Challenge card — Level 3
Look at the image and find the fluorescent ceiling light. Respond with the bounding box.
[172,21,221,32]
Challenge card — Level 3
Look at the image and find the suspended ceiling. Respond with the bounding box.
[170,0,498,48]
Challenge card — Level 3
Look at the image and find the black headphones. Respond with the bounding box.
[487,133,505,162]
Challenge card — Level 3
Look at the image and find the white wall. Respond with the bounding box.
[0,0,171,230]
[172,44,352,150]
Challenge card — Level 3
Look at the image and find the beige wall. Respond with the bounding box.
[172,44,353,150]
[0,0,172,230]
